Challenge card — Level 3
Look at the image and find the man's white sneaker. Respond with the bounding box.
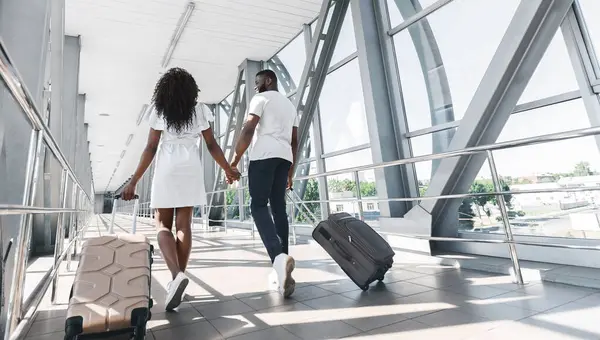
[273,253,295,298]
[268,269,278,291]
[165,272,189,311]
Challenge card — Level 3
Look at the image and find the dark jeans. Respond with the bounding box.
[248,158,291,263]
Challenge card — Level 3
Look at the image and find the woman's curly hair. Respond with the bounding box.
[152,67,198,133]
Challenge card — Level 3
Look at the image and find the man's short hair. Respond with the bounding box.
[256,69,278,83]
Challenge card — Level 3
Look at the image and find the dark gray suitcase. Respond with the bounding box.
[312,213,395,291]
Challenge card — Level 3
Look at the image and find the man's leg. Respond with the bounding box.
[268,159,295,297]
[249,159,282,262]
[270,160,291,256]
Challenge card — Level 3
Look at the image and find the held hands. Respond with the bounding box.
[225,164,241,184]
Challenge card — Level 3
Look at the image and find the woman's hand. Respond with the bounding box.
[122,181,137,201]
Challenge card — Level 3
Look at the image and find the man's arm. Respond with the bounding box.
[231,114,260,167]
[289,126,298,176]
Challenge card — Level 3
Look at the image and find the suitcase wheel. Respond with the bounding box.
[360,285,369,291]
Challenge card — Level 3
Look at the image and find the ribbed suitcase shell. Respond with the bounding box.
[313,212,395,290]
[65,234,153,339]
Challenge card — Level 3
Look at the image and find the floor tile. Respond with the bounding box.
[208,312,271,338]
[239,291,297,311]
[290,285,334,302]
[193,299,255,320]
[151,320,223,340]
[226,326,302,340]
[147,307,205,331]
[283,319,362,340]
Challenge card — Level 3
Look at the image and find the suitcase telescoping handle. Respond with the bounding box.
[109,194,140,234]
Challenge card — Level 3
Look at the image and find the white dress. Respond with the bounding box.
[149,106,212,209]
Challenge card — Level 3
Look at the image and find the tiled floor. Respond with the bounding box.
[24,215,600,339]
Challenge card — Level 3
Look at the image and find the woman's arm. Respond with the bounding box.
[131,128,162,184]
[122,128,161,200]
[201,127,240,182]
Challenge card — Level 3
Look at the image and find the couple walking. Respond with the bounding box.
[122,67,298,311]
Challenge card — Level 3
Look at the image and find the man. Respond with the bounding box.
[231,69,298,298]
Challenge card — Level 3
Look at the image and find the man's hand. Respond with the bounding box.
[122,180,137,201]
[287,173,294,190]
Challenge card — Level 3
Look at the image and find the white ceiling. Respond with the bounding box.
[65,0,321,194]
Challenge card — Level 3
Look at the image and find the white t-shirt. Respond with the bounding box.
[248,91,299,163]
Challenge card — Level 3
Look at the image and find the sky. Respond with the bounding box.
[217,0,600,185]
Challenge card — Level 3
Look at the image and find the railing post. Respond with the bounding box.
[486,150,525,285]
[66,184,78,272]
[353,171,364,221]
[224,194,228,234]
[51,170,69,304]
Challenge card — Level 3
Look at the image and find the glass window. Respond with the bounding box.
[387,0,449,28]
[325,148,374,203]
[367,203,375,210]
[318,60,370,153]
[330,7,357,66]
[578,0,600,78]
[269,33,306,95]
[461,99,600,238]
[518,29,578,104]
[391,0,520,131]
[336,204,344,212]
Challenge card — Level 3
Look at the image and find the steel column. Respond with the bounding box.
[406,0,574,239]
[350,0,419,217]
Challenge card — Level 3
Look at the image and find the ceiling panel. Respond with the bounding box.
[66,0,321,193]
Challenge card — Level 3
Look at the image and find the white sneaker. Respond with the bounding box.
[268,269,278,291]
[273,254,295,298]
[165,272,189,311]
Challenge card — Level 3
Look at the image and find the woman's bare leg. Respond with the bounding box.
[175,207,193,273]
[155,208,179,279]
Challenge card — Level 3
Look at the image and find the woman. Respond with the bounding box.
[122,67,240,311]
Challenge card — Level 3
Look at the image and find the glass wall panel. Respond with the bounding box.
[391,0,520,131]
[578,0,600,78]
[269,33,306,95]
[330,7,357,65]
[318,59,369,153]
[518,30,578,104]
[324,148,375,221]
[387,0,447,28]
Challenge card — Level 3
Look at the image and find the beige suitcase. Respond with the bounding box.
[65,195,153,339]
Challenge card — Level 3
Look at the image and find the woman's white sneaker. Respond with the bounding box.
[273,254,295,298]
[165,272,189,311]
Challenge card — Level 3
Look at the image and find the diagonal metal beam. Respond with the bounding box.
[405,0,574,238]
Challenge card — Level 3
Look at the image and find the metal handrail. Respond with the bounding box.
[0,38,91,201]
[0,205,87,215]
[294,125,600,181]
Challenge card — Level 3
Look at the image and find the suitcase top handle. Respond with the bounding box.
[114,194,139,200]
